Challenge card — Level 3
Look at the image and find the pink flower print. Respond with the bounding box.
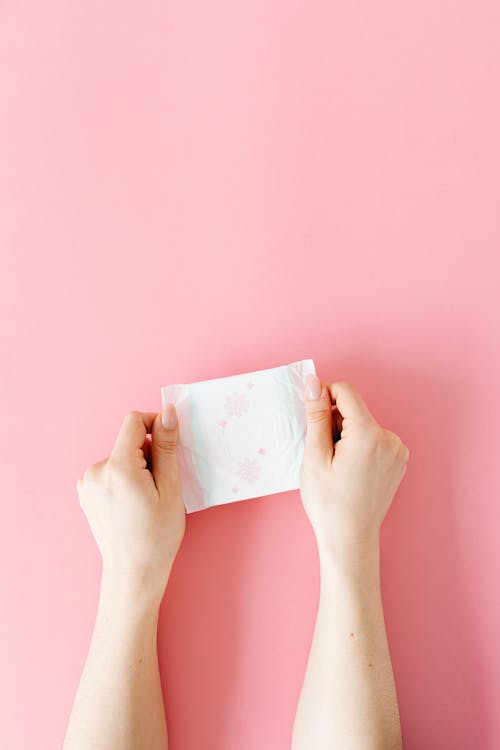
[224,391,249,418]
[257,447,266,455]
[232,486,240,494]
[247,381,254,389]
[219,419,228,428]
[237,457,261,483]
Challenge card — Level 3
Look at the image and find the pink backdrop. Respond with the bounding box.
[1,1,499,748]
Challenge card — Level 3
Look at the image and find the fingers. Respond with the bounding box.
[111,411,158,460]
[150,404,180,496]
[108,407,181,498]
[303,373,334,465]
[327,380,377,425]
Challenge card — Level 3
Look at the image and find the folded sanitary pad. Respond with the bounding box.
[161,358,316,513]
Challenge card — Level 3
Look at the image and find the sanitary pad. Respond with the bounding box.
[161,358,316,513]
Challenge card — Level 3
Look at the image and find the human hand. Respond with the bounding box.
[76,405,185,602]
[300,375,409,565]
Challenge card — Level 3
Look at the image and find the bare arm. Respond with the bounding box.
[62,571,167,750]
[292,377,408,750]
[63,405,185,750]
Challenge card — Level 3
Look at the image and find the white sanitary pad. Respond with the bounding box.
[161,358,316,513]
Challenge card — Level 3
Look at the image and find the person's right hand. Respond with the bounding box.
[300,374,410,564]
[77,406,185,604]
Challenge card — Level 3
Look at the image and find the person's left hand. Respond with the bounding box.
[76,404,185,602]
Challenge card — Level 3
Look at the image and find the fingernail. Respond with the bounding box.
[304,373,322,400]
[162,402,177,429]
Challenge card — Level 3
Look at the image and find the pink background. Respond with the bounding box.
[1,1,499,748]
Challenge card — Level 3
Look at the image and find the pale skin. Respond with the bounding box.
[292,374,408,750]
[63,405,185,750]
[63,376,408,750]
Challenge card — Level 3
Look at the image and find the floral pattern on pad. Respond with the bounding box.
[224,392,250,418]
[237,457,262,483]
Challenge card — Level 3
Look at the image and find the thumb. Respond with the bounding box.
[302,373,333,466]
[150,403,180,495]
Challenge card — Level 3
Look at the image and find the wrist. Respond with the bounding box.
[316,536,383,624]
[316,530,381,579]
[99,562,172,614]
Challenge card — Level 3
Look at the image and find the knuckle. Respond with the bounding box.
[382,429,409,461]
[84,458,105,481]
[81,458,110,490]
[82,465,94,483]
[334,379,354,393]
[124,410,141,423]
[384,428,402,446]
[104,457,122,486]
[363,423,384,447]
[105,455,119,473]
[156,438,178,455]
[306,405,330,424]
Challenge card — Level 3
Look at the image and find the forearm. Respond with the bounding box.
[292,536,402,750]
[63,568,168,750]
